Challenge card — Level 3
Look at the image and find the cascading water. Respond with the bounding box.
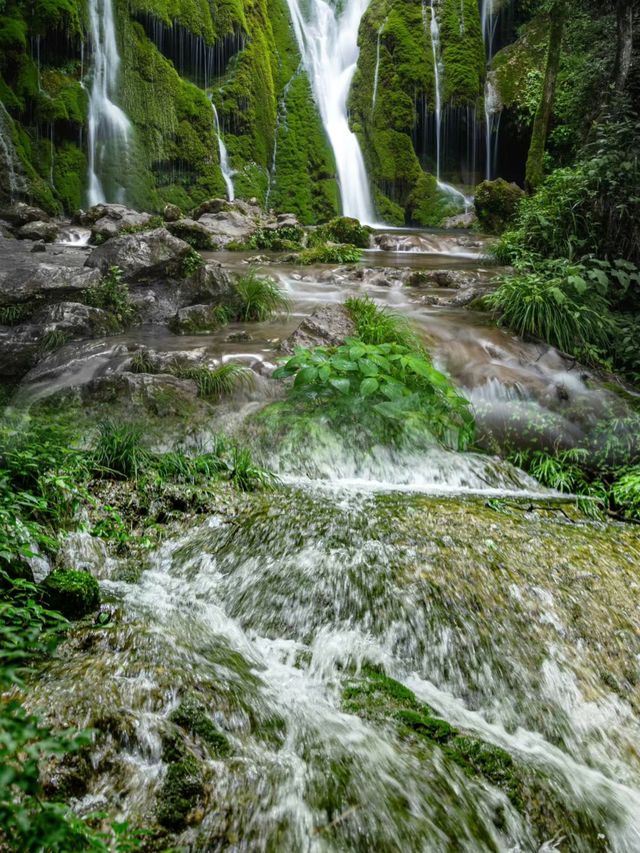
[284,0,376,224]
[371,21,385,111]
[425,0,473,210]
[209,97,235,202]
[0,102,27,201]
[481,0,502,180]
[86,0,132,206]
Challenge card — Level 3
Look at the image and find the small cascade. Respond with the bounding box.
[284,0,376,224]
[209,97,235,201]
[424,0,473,210]
[86,0,132,206]
[480,0,502,180]
[371,20,386,111]
[0,103,28,202]
[266,67,301,208]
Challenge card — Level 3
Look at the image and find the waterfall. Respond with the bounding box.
[86,0,132,206]
[371,21,385,111]
[481,0,501,180]
[210,98,235,202]
[284,0,376,224]
[0,103,27,201]
[424,0,472,210]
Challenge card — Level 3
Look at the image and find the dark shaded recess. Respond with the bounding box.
[495,109,530,187]
[151,158,199,187]
[414,99,488,186]
[134,13,245,88]
[488,0,517,57]
[28,30,83,69]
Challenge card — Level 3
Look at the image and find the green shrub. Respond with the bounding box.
[84,266,135,329]
[39,569,100,619]
[474,179,525,234]
[180,248,204,278]
[484,260,615,360]
[250,224,305,251]
[175,363,254,400]
[313,217,371,248]
[273,338,474,450]
[346,296,420,349]
[298,244,363,265]
[610,468,640,520]
[232,274,289,321]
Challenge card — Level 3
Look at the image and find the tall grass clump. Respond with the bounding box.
[233,274,289,321]
[176,363,254,400]
[92,420,150,480]
[345,296,421,350]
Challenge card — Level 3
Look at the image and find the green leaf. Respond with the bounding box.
[359,377,379,397]
[294,366,318,386]
[329,377,351,394]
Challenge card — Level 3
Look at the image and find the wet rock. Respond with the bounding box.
[39,568,101,619]
[191,197,231,219]
[156,752,205,830]
[405,270,480,289]
[130,261,233,325]
[31,301,114,338]
[84,228,191,281]
[30,240,47,252]
[0,263,102,307]
[83,372,201,417]
[58,531,110,579]
[16,220,59,242]
[171,303,226,334]
[443,212,477,229]
[163,203,183,222]
[226,330,252,343]
[196,211,258,247]
[0,324,44,379]
[281,305,355,353]
[474,179,524,234]
[166,218,215,250]
[0,202,50,226]
[276,213,300,227]
[78,203,154,242]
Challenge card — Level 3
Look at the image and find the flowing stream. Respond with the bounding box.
[284,0,376,223]
[26,229,640,848]
[86,0,132,205]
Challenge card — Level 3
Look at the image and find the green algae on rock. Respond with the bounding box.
[40,569,100,619]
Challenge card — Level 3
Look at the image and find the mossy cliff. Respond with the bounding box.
[350,0,485,225]
[0,0,338,219]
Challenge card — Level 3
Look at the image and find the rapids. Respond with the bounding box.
[25,226,640,850]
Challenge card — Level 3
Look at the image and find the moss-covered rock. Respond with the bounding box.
[156,753,205,830]
[170,696,231,757]
[314,216,372,248]
[39,568,100,619]
[474,178,524,233]
[406,172,461,227]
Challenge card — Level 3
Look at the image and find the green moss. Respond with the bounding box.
[39,569,100,619]
[439,0,485,106]
[313,217,371,248]
[406,172,460,227]
[156,753,204,830]
[52,143,86,212]
[297,244,363,265]
[474,178,524,234]
[169,697,231,757]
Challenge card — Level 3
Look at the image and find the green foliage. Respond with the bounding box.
[484,259,617,361]
[39,330,69,354]
[180,248,204,278]
[474,179,525,234]
[610,468,640,521]
[273,337,474,450]
[249,224,305,251]
[227,446,278,492]
[298,244,363,265]
[346,295,420,349]
[0,304,34,326]
[92,421,151,481]
[176,363,254,399]
[84,266,135,329]
[232,273,289,320]
[39,568,100,619]
[313,217,371,249]
[406,173,461,227]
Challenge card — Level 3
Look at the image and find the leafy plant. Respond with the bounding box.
[273,338,474,450]
[610,467,640,520]
[0,304,34,326]
[129,349,155,374]
[83,266,135,329]
[232,274,289,321]
[181,248,204,277]
[346,296,421,349]
[226,446,277,492]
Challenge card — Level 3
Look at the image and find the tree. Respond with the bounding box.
[612,0,634,94]
[525,1,567,192]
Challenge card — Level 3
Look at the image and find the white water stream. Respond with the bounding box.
[284,0,376,224]
[86,0,132,206]
[209,98,235,201]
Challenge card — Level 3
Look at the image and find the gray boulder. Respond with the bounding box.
[166,218,214,250]
[163,203,182,222]
[31,301,113,338]
[280,305,355,353]
[171,304,226,334]
[0,202,50,226]
[0,264,102,307]
[82,372,200,417]
[84,228,191,281]
[16,220,59,243]
[129,261,233,324]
